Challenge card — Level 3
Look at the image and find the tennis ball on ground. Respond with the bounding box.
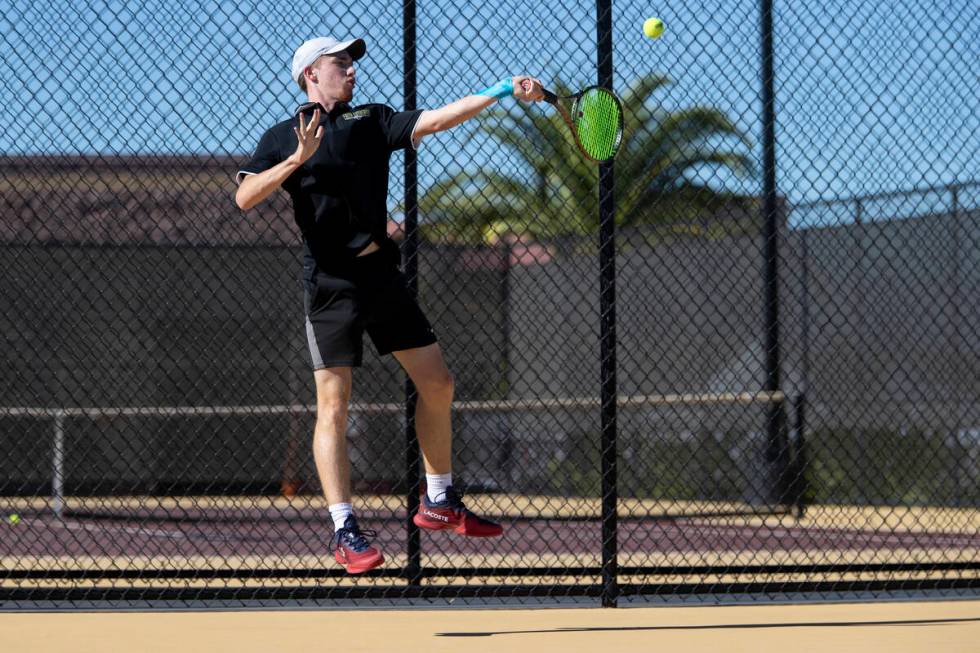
[7,514,20,525]
[643,17,665,39]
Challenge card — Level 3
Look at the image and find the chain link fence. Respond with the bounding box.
[1,0,977,606]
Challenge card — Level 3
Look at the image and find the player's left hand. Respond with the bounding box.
[513,76,545,102]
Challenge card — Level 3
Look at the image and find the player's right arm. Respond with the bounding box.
[235,108,323,211]
[412,76,544,141]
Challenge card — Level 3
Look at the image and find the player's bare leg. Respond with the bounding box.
[392,343,453,474]
[394,343,503,537]
[313,366,383,573]
[312,367,354,504]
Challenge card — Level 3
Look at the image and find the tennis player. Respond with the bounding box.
[235,36,544,573]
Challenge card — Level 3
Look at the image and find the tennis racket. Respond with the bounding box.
[526,82,625,163]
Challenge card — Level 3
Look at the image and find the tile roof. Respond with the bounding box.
[0,155,296,246]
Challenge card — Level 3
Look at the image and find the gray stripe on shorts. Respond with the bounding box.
[305,316,324,369]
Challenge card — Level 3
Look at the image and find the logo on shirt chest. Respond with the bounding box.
[341,109,370,121]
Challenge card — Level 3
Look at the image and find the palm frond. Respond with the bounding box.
[419,74,759,242]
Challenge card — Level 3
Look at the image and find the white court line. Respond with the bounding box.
[29,518,280,544]
[35,518,188,540]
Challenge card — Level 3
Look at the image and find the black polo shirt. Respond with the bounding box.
[238,101,423,272]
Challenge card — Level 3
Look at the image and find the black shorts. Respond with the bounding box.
[303,242,437,368]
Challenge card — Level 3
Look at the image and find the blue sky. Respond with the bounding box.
[1,0,975,217]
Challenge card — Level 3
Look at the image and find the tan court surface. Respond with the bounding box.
[1,600,977,653]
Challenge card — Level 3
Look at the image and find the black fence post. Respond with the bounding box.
[791,393,809,518]
[403,0,422,588]
[791,230,812,518]
[853,196,870,504]
[759,0,791,505]
[596,0,618,608]
[950,184,965,507]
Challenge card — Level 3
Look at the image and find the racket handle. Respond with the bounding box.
[520,78,558,104]
[521,79,557,104]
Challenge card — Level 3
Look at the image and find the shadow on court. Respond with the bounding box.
[436,616,980,637]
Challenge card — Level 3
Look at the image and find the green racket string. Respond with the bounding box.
[574,89,623,161]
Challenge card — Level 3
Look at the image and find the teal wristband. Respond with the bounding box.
[477,78,514,99]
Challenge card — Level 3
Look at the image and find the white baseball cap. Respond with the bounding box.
[291,36,366,84]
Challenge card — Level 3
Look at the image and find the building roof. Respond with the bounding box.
[0,155,556,266]
[0,155,296,246]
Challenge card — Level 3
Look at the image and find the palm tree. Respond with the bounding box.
[419,74,756,244]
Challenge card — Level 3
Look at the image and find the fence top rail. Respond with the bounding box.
[792,180,977,211]
[0,391,786,419]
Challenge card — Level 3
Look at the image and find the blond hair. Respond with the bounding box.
[297,55,328,93]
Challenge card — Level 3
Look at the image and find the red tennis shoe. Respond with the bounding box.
[331,515,384,574]
[413,485,504,537]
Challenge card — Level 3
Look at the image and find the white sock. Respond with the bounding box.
[426,473,453,503]
[329,503,353,531]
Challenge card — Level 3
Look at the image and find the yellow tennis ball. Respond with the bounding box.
[7,514,20,525]
[643,17,665,39]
